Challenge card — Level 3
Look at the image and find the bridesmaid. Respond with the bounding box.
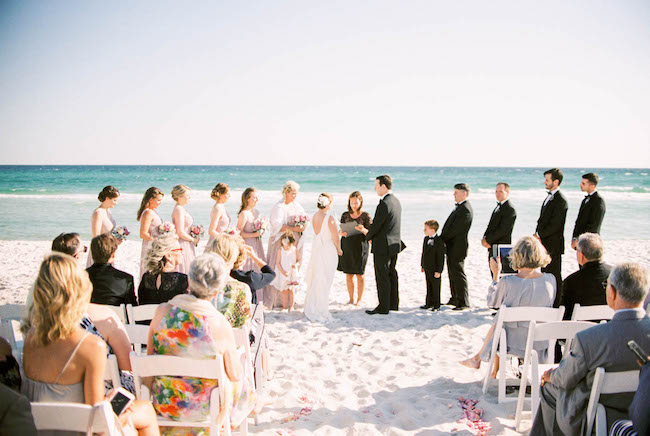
[337,191,372,305]
[264,180,306,309]
[207,183,231,246]
[171,184,198,274]
[86,185,119,267]
[236,188,266,272]
[138,187,164,279]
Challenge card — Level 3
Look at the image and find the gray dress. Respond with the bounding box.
[481,273,556,361]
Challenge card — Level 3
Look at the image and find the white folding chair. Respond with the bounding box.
[126,304,159,325]
[105,354,122,389]
[125,324,150,355]
[0,304,27,361]
[130,352,248,435]
[482,305,565,403]
[514,320,596,430]
[104,304,127,324]
[584,367,639,436]
[233,324,258,425]
[249,303,269,392]
[31,401,122,435]
[571,304,614,322]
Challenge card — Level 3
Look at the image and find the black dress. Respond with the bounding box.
[337,211,372,275]
[138,272,188,305]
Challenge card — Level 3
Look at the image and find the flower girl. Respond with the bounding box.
[272,231,301,311]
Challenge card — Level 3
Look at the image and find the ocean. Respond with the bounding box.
[0,165,648,242]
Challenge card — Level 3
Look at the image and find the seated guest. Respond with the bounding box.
[0,337,21,392]
[531,263,650,435]
[22,253,159,435]
[460,236,556,377]
[139,234,188,305]
[610,358,649,436]
[560,232,611,320]
[49,232,135,391]
[86,233,137,306]
[148,254,253,432]
[228,237,276,306]
[0,383,37,436]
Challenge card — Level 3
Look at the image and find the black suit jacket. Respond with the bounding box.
[0,384,37,436]
[560,260,611,320]
[483,199,517,246]
[535,190,568,255]
[86,263,137,306]
[572,191,606,239]
[421,235,445,273]
[366,193,404,256]
[441,201,473,260]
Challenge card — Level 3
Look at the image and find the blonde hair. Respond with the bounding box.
[145,234,180,275]
[233,235,247,270]
[204,233,240,266]
[210,183,229,201]
[509,236,551,270]
[280,231,296,246]
[171,184,191,201]
[25,253,92,347]
[282,181,300,199]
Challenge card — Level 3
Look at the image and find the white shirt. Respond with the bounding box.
[543,188,559,206]
[380,190,392,201]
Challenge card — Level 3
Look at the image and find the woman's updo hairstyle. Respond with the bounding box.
[210,183,230,201]
[188,254,229,299]
[145,234,179,275]
[316,193,332,210]
[171,184,191,201]
[98,185,119,202]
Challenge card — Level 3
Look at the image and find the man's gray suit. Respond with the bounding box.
[530,308,650,435]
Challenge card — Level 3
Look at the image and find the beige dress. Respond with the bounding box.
[140,210,163,279]
[86,208,116,267]
[173,205,196,274]
[240,209,266,272]
[206,203,231,247]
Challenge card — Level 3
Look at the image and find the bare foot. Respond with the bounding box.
[354,301,360,306]
[460,356,481,369]
[347,300,354,305]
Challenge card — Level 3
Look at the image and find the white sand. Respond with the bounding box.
[1,238,649,435]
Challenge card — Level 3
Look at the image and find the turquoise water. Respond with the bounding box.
[0,165,648,241]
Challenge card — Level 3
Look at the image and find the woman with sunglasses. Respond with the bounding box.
[138,234,189,305]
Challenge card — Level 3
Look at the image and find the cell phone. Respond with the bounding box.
[107,387,135,416]
[627,340,648,364]
[492,244,516,274]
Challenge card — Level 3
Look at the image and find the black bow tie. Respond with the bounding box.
[455,203,460,206]
[497,202,502,206]
[546,191,553,195]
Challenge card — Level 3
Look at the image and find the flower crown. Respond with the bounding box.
[317,195,331,208]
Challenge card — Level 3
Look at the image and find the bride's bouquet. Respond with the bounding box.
[252,216,269,239]
[292,214,310,229]
[158,221,176,235]
[111,226,130,241]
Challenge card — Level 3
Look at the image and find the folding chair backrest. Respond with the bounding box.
[105,304,127,324]
[105,354,121,388]
[0,304,27,359]
[31,401,119,435]
[584,367,639,436]
[531,320,596,358]
[499,306,565,323]
[125,324,150,355]
[126,304,159,325]
[571,304,614,322]
[0,304,26,321]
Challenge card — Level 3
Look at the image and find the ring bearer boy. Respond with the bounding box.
[421,220,445,311]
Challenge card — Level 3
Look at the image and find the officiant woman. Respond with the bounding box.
[337,191,372,305]
[263,180,307,308]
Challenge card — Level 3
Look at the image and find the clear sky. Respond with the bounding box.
[1,1,649,167]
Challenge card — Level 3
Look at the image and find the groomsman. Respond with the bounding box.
[535,168,568,306]
[571,172,606,250]
[441,183,473,310]
[357,175,405,315]
[481,182,517,276]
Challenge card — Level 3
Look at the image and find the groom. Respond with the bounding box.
[357,175,405,315]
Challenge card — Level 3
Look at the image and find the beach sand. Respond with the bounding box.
[1,238,648,435]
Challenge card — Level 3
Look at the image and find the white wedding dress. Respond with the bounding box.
[304,212,338,323]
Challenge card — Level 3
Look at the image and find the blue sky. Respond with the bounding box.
[1,1,649,167]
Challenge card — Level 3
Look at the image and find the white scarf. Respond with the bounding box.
[169,294,220,319]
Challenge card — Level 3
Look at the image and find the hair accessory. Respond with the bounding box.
[317,195,331,207]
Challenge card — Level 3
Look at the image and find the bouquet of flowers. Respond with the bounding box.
[292,214,310,229]
[252,216,269,239]
[158,221,176,235]
[224,227,240,236]
[189,224,204,239]
[111,226,130,241]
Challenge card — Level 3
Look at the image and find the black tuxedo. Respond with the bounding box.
[572,191,606,239]
[483,199,517,275]
[560,260,611,320]
[441,201,473,307]
[366,193,404,312]
[535,190,569,306]
[86,263,137,306]
[421,234,445,308]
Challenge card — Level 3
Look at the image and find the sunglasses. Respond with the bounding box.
[171,248,183,253]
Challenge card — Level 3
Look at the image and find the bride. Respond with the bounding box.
[304,193,343,323]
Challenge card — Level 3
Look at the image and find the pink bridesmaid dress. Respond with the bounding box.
[241,209,266,272]
[140,211,163,279]
[174,206,196,274]
[206,203,231,247]
[86,209,116,267]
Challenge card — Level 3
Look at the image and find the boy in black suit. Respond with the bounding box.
[86,233,137,306]
[421,220,445,311]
